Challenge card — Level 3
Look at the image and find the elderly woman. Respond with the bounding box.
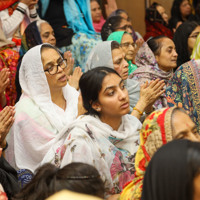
[120,107,200,200]
[6,44,79,173]
[85,41,165,119]
[130,36,178,109]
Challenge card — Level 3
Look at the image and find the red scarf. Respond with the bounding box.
[0,0,18,11]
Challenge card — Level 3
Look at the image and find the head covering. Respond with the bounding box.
[107,31,125,44]
[107,31,137,74]
[166,59,200,133]
[120,107,175,200]
[6,44,79,172]
[191,32,200,59]
[0,0,18,11]
[19,21,42,57]
[141,139,193,200]
[130,42,173,109]
[85,41,140,109]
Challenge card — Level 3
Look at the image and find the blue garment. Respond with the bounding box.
[40,0,95,35]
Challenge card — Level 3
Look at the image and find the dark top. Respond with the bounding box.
[38,0,74,47]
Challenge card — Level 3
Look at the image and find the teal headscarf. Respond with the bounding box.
[107,31,137,75]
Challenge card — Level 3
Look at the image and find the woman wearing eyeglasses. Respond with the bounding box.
[6,44,79,174]
[107,31,138,75]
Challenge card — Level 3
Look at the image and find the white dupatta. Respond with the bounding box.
[6,44,79,172]
[56,114,142,194]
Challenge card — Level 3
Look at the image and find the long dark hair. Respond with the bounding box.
[79,67,121,116]
[173,21,199,67]
[13,163,105,200]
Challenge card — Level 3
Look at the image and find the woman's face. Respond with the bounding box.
[40,23,56,46]
[155,38,178,71]
[180,0,191,18]
[90,1,102,23]
[112,47,129,80]
[115,19,133,34]
[93,73,130,119]
[41,48,67,92]
[156,5,168,24]
[121,33,136,61]
[172,111,200,142]
[188,26,200,55]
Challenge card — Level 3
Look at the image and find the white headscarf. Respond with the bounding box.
[85,41,140,109]
[6,44,79,172]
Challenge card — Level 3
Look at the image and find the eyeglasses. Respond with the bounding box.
[189,32,200,39]
[116,24,133,31]
[44,59,67,75]
[120,42,136,48]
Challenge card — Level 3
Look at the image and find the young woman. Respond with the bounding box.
[85,41,165,118]
[173,21,200,68]
[6,44,79,173]
[13,162,104,200]
[120,107,200,200]
[130,36,178,109]
[54,67,142,195]
[142,139,200,200]
[144,2,173,41]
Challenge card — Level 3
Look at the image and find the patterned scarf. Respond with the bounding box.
[120,107,175,200]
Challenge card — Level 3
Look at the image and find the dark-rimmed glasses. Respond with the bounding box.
[44,59,67,75]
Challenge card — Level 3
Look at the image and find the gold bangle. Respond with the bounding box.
[133,107,143,115]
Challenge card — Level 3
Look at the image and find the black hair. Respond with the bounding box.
[79,67,121,116]
[13,163,105,200]
[173,21,199,67]
[101,16,125,41]
[111,40,120,51]
[147,35,168,56]
[109,9,130,21]
[187,141,200,200]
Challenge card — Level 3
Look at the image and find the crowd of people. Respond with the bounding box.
[1,0,200,199]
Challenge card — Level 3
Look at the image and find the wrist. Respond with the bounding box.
[135,100,146,113]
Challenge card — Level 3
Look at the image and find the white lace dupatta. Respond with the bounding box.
[6,44,79,172]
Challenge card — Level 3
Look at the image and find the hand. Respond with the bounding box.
[77,94,86,117]
[63,51,74,77]
[0,106,15,148]
[104,0,118,17]
[0,69,10,95]
[68,67,83,90]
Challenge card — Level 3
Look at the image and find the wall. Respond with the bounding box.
[116,0,174,37]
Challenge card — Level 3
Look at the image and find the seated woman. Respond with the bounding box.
[119,107,200,200]
[56,67,142,195]
[108,9,142,41]
[15,20,82,102]
[107,31,137,75]
[13,162,104,200]
[144,2,173,41]
[85,41,165,118]
[0,0,39,50]
[38,0,101,71]
[166,40,200,132]
[90,0,105,33]
[6,44,79,174]
[173,21,200,68]
[169,0,194,32]
[142,139,200,200]
[0,27,19,107]
[130,36,178,109]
